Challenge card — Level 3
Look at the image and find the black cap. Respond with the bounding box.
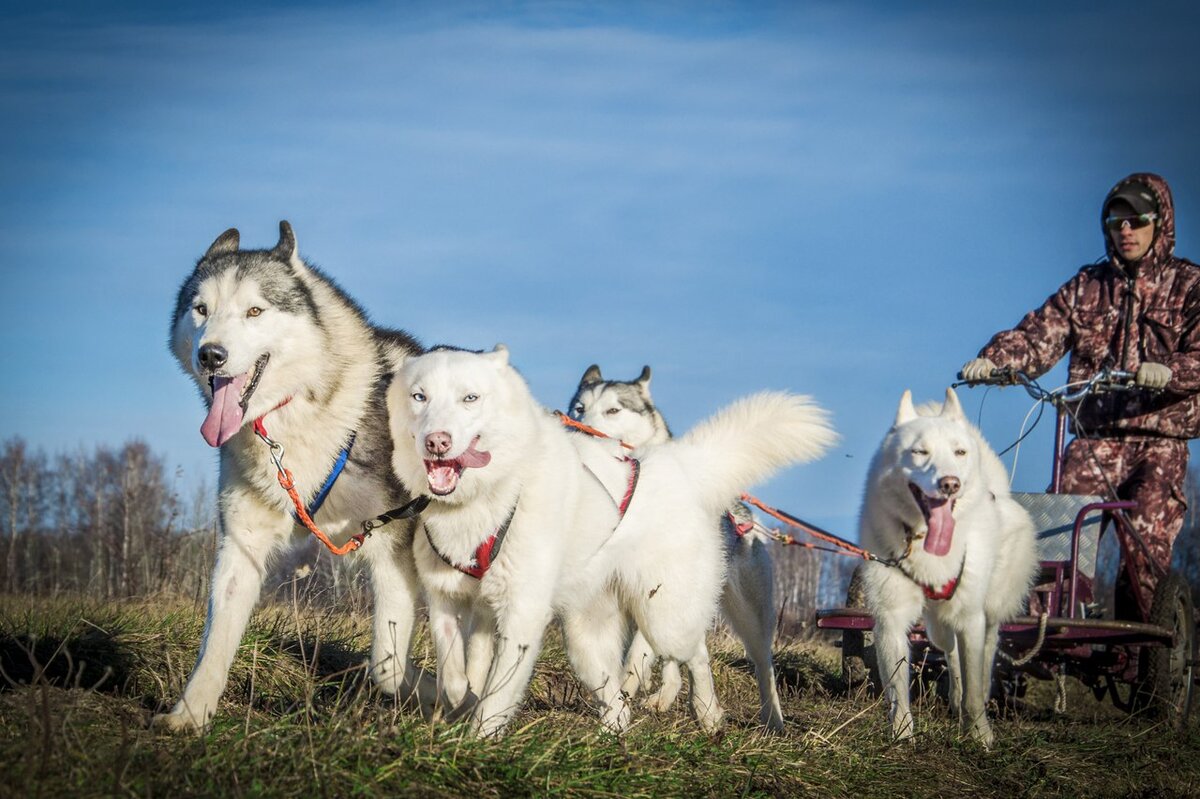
[1106,182,1158,217]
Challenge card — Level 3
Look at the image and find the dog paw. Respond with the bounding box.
[970,723,995,749]
[149,709,207,735]
[696,706,726,736]
[643,688,679,713]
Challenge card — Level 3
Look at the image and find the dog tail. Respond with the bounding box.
[675,391,837,505]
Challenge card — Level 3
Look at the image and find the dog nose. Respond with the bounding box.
[425,431,452,458]
[198,343,228,371]
[938,476,961,497]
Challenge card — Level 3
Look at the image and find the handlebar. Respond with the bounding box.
[955,367,1140,405]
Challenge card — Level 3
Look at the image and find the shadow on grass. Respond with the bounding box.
[0,626,136,695]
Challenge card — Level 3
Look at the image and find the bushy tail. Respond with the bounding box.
[674,391,837,509]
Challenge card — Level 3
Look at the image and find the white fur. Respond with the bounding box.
[155,225,430,732]
[387,346,836,737]
[572,373,787,731]
[859,388,1038,747]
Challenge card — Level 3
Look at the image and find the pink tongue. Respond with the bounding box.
[200,374,249,448]
[426,463,461,495]
[458,439,492,468]
[924,500,955,556]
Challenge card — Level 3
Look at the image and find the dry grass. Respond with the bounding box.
[1,595,1197,798]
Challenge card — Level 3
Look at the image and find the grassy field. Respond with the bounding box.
[1,595,1197,799]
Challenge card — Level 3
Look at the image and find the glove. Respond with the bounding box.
[1136,362,1172,389]
[960,357,997,383]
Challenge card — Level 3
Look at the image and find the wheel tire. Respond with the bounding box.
[1137,570,1195,727]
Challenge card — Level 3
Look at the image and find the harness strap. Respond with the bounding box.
[894,529,966,601]
[617,457,640,517]
[305,432,356,518]
[253,409,366,557]
[725,511,755,538]
[426,499,519,580]
[361,494,432,535]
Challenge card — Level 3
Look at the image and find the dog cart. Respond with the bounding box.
[812,369,1197,726]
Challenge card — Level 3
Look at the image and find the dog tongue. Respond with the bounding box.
[923,499,955,556]
[200,374,249,448]
[459,439,491,468]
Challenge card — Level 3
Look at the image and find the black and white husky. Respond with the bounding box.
[386,346,836,737]
[568,365,785,732]
[157,222,430,731]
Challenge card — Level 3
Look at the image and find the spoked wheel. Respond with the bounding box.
[1136,570,1196,727]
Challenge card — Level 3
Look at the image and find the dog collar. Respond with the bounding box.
[895,542,966,602]
[425,499,518,580]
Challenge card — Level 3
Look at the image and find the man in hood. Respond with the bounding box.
[961,173,1199,620]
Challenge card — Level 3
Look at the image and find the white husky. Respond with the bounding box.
[858,388,1037,746]
[158,222,430,732]
[568,365,784,732]
[387,346,836,737]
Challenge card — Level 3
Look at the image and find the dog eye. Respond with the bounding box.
[246,307,263,318]
[911,447,928,456]
[194,303,207,317]
[572,402,585,416]
[463,393,479,403]
[605,407,620,416]
[411,392,426,403]
[955,448,967,456]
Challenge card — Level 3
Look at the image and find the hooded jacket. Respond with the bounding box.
[980,172,1200,439]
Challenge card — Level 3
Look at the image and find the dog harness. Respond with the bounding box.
[422,456,641,581]
[726,511,754,539]
[253,405,370,557]
[425,501,519,580]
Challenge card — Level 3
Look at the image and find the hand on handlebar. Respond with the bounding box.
[958,358,1018,385]
[1135,362,1172,390]
[960,357,998,383]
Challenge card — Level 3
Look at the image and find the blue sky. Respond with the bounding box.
[2,1,1199,536]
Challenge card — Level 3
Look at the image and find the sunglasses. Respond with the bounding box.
[1104,213,1158,231]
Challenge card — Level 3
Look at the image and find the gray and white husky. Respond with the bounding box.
[387,346,836,737]
[157,221,430,732]
[568,365,785,732]
[858,389,1037,746]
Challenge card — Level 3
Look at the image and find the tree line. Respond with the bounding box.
[2,436,1198,635]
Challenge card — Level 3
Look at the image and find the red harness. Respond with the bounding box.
[725,511,755,539]
[426,501,517,580]
[429,457,641,580]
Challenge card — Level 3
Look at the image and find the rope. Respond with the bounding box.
[1000,611,1049,667]
[254,418,366,557]
[740,493,880,562]
[1054,671,1069,714]
[276,467,366,556]
[556,412,635,449]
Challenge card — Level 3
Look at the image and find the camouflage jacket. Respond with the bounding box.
[979,173,1200,439]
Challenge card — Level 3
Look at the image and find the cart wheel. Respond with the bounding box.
[1137,570,1195,726]
[842,565,881,695]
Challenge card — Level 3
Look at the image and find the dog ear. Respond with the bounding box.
[581,364,602,386]
[271,221,297,262]
[941,387,965,421]
[204,228,240,259]
[486,344,510,367]
[636,365,652,390]
[894,390,917,427]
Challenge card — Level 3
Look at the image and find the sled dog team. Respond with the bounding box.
[160,222,1038,745]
